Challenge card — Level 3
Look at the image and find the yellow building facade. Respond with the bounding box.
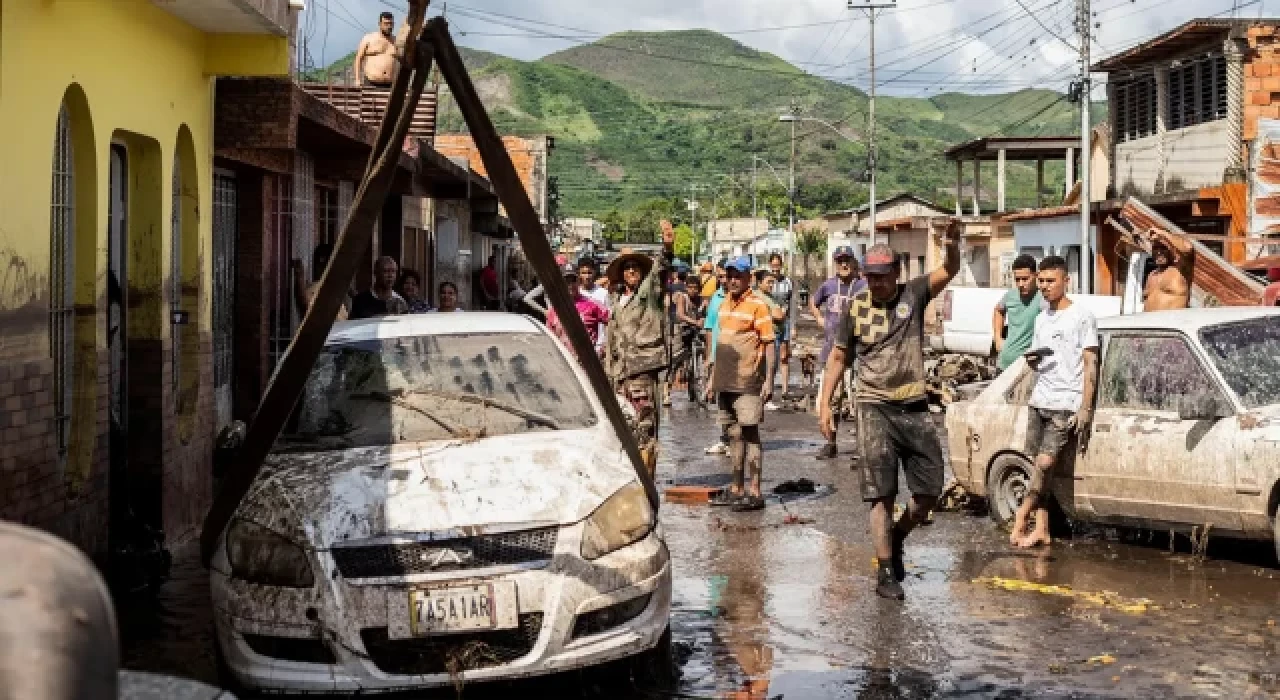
[0,0,293,560]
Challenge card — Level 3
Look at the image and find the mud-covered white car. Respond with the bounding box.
[210,313,671,694]
[946,308,1280,560]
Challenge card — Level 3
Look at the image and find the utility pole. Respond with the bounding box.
[1077,0,1092,293]
[688,184,699,269]
[752,156,759,224]
[787,104,800,335]
[849,0,896,247]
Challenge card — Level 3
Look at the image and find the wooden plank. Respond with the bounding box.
[428,17,660,510]
[200,0,434,564]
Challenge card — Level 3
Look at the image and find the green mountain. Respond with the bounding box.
[319,30,1105,225]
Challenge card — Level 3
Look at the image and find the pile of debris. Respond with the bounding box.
[924,353,994,408]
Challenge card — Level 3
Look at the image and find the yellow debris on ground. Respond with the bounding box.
[972,577,1158,614]
[1088,654,1117,665]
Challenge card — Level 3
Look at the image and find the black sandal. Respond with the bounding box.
[731,496,766,512]
[709,490,744,507]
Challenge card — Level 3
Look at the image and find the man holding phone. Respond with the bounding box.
[1012,255,1099,548]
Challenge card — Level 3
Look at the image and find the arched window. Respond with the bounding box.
[49,103,75,463]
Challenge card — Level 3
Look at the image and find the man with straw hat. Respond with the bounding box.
[603,222,676,480]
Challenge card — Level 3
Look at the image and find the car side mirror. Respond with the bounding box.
[1177,395,1227,422]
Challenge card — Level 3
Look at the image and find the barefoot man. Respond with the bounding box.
[354,12,400,88]
[1012,255,1099,548]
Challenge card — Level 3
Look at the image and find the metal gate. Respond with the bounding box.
[212,170,237,427]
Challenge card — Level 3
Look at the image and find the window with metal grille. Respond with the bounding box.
[1168,53,1227,130]
[1114,73,1157,143]
[267,173,294,372]
[317,185,340,246]
[212,173,237,398]
[171,156,182,394]
[49,104,75,464]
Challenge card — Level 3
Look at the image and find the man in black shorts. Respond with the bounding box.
[817,221,961,600]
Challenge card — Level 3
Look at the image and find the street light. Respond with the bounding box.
[776,113,867,341]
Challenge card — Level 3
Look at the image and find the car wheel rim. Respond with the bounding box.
[1001,467,1029,518]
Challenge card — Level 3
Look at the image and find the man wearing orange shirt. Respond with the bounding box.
[707,256,776,512]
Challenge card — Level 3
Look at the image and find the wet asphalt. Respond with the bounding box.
[119,377,1280,699]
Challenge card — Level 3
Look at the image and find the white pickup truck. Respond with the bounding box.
[932,253,1147,357]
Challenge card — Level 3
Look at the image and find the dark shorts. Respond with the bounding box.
[855,401,945,501]
[718,392,763,428]
[1025,407,1074,460]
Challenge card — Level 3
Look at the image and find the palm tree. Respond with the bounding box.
[795,227,827,288]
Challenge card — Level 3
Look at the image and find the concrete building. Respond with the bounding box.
[945,136,1083,213]
[0,0,293,560]
[560,218,604,257]
[824,194,949,274]
[706,218,770,259]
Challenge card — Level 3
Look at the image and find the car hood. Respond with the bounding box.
[237,430,635,549]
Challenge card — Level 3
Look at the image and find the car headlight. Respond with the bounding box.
[581,481,655,560]
[226,519,315,588]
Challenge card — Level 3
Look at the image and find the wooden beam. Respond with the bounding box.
[200,0,433,564]
[428,17,659,510]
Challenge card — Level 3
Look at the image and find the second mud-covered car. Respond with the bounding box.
[945,308,1280,560]
[209,313,671,694]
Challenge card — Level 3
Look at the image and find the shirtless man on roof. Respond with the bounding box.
[1141,228,1194,311]
[354,12,399,88]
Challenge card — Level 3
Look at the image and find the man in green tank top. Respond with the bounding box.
[993,254,1043,372]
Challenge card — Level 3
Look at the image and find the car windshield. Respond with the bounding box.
[1200,317,1280,409]
[278,332,598,451]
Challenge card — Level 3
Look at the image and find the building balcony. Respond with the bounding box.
[152,0,299,36]
[300,77,439,144]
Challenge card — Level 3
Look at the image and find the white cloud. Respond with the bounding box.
[301,0,1273,95]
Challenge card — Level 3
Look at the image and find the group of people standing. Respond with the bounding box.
[292,244,463,324]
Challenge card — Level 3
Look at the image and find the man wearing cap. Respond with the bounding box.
[707,256,776,511]
[810,246,867,459]
[604,222,676,480]
[818,221,962,601]
[546,264,610,364]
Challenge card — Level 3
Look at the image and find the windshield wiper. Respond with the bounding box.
[273,434,355,453]
[392,388,562,431]
[350,391,468,438]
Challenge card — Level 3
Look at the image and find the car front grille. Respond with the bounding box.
[331,528,558,579]
[360,613,544,675]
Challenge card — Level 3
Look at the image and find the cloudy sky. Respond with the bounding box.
[299,0,1275,95]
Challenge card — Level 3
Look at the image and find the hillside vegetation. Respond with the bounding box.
[314,30,1105,231]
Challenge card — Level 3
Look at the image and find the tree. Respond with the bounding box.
[672,223,693,258]
[795,226,827,287]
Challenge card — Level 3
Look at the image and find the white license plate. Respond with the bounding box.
[392,581,519,638]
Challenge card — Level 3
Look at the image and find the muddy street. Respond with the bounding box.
[118,388,1279,699]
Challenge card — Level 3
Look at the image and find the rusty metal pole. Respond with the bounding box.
[426,17,660,510]
[200,1,433,564]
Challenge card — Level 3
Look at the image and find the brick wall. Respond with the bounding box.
[435,134,544,213]
[1243,26,1280,141]
[0,351,112,561]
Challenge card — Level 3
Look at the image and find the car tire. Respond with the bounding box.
[628,625,675,691]
[987,453,1034,526]
[1272,501,1280,566]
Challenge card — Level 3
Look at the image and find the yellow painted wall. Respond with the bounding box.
[0,0,286,489]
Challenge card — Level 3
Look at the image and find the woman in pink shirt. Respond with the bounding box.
[546,265,610,361]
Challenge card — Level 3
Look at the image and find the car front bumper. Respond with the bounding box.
[211,528,671,693]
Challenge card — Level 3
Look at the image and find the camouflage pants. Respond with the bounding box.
[620,371,661,481]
